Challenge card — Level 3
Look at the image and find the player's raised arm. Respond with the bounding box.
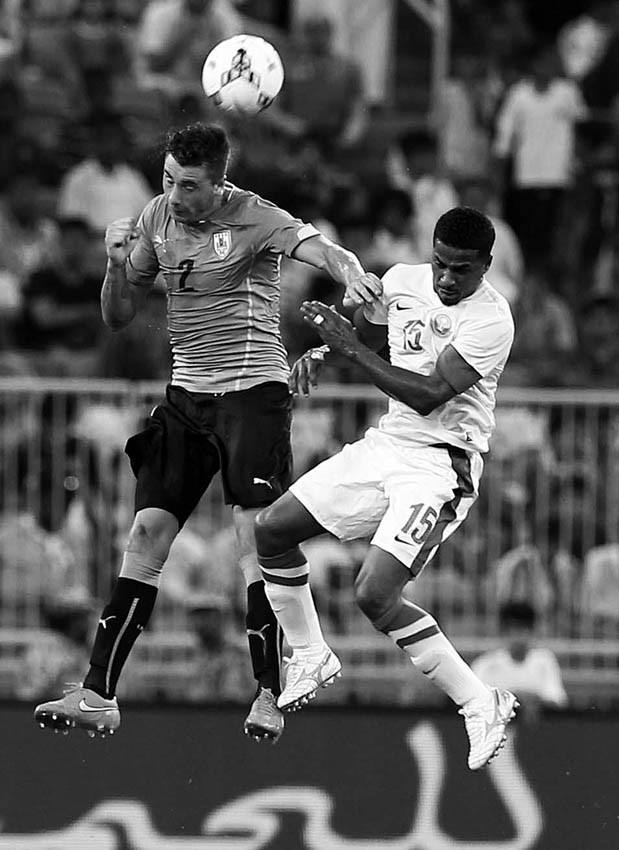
[101,217,146,331]
[291,233,382,308]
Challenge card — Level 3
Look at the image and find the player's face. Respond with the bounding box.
[431,239,490,305]
[162,153,223,224]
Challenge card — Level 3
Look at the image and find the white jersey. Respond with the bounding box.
[368,263,514,453]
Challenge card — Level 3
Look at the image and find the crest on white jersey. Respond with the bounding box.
[213,229,231,258]
[430,313,452,337]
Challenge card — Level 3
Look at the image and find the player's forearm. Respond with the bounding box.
[318,240,365,289]
[348,346,446,415]
[101,260,138,330]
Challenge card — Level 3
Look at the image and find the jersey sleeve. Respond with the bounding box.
[250,196,320,256]
[450,305,515,378]
[126,199,160,288]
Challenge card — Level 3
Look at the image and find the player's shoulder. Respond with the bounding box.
[468,279,515,327]
[382,262,432,295]
[219,183,287,222]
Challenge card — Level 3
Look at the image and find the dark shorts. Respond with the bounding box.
[125,382,293,526]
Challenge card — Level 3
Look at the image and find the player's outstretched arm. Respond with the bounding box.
[291,234,382,308]
[301,301,482,415]
[101,217,144,331]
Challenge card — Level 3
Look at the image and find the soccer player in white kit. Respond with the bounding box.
[254,207,519,769]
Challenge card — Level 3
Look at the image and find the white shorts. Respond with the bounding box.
[290,428,483,576]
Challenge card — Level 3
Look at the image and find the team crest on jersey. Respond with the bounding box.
[213,230,231,258]
[430,313,452,337]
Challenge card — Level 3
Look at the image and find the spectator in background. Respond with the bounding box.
[16,589,95,702]
[184,592,254,702]
[472,601,568,723]
[386,129,458,262]
[68,0,134,104]
[17,0,87,154]
[557,0,619,83]
[431,52,494,184]
[0,169,59,347]
[493,43,587,275]
[458,176,524,306]
[566,293,619,388]
[17,217,104,377]
[277,13,367,155]
[56,111,154,236]
[361,188,421,276]
[506,267,577,386]
[136,0,243,102]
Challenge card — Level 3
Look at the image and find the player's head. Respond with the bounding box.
[431,206,494,305]
[163,122,230,224]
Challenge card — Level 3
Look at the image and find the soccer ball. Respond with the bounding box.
[201,34,284,115]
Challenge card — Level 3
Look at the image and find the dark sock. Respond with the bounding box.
[246,580,282,695]
[84,577,157,699]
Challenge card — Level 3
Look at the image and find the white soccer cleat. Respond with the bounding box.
[459,686,519,770]
[277,644,342,712]
[34,685,120,738]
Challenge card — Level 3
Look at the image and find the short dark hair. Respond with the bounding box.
[165,122,230,181]
[433,206,495,258]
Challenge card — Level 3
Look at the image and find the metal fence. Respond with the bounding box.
[0,378,618,705]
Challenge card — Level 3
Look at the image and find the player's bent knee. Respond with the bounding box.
[254,505,284,554]
[126,508,179,561]
[354,572,398,625]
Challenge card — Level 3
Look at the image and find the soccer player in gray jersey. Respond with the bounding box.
[34,122,381,743]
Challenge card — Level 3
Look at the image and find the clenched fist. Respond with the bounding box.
[105,217,140,267]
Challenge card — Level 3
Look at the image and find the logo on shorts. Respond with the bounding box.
[214,230,232,259]
[430,313,452,337]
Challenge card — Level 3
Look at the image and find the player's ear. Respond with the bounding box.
[483,253,493,273]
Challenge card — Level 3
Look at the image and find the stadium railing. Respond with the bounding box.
[0,377,618,706]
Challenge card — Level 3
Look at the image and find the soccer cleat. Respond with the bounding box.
[459,686,519,770]
[243,686,284,744]
[34,685,120,738]
[277,644,342,712]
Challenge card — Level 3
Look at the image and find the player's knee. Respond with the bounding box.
[254,505,284,555]
[126,508,178,561]
[354,571,398,626]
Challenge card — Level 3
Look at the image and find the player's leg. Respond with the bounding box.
[255,437,386,711]
[255,491,342,711]
[34,393,218,736]
[363,443,518,769]
[219,382,297,742]
[34,506,178,737]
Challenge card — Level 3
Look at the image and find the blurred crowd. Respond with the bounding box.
[1,0,619,707]
[1,0,619,386]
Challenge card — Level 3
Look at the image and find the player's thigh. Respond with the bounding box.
[125,401,221,527]
[219,381,293,508]
[373,444,483,577]
[289,437,388,541]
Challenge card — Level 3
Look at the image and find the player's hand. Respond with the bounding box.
[288,345,329,397]
[300,301,361,361]
[105,217,140,267]
[343,272,382,308]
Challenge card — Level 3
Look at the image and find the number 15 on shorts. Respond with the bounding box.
[395,503,439,545]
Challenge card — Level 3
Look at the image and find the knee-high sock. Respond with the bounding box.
[245,579,283,694]
[375,598,489,705]
[84,577,157,699]
[259,548,325,650]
